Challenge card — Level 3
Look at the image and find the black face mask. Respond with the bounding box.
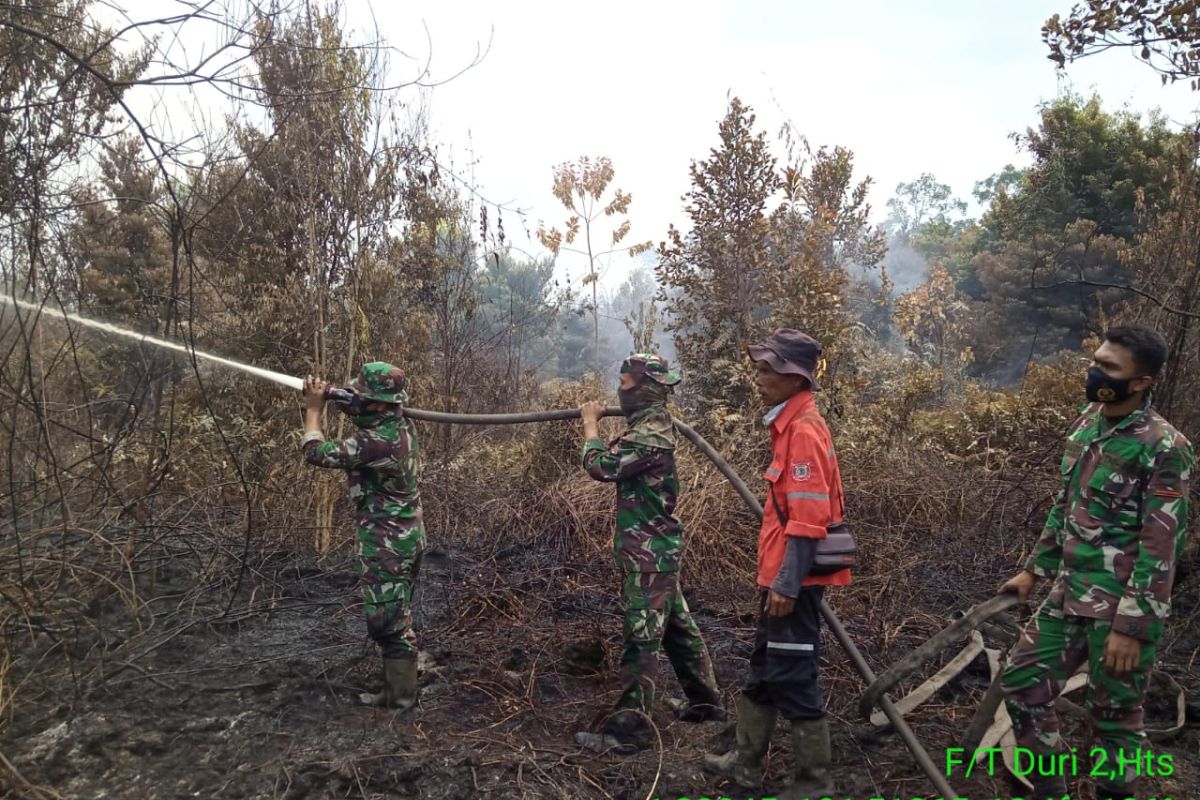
[1086,366,1139,404]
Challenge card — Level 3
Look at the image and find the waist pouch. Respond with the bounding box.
[769,488,857,574]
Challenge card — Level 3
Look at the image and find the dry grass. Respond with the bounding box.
[2,363,1195,773]
[0,651,11,719]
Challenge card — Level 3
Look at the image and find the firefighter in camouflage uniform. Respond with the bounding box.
[574,353,724,754]
[998,326,1194,800]
[301,362,426,711]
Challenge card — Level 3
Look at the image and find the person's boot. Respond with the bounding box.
[702,694,778,788]
[359,656,418,710]
[1018,772,1068,800]
[1093,778,1133,800]
[575,709,648,756]
[668,690,729,722]
[777,717,835,799]
[573,730,642,756]
[678,700,728,723]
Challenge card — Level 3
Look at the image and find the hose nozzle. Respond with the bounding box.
[323,386,356,404]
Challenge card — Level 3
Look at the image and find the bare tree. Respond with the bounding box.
[537,156,651,371]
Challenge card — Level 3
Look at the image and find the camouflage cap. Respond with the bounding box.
[620,353,681,386]
[349,362,408,404]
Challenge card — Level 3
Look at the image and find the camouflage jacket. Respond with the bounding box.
[1027,397,1194,641]
[582,437,683,573]
[302,409,423,535]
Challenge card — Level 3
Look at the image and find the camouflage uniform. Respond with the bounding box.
[1002,396,1193,792]
[581,354,721,745]
[302,363,425,659]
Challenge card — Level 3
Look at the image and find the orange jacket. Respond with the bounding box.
[758,390,852,589]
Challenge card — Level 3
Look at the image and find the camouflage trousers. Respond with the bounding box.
[1001,597,1158,790]
[606,570,720,740]
[357,522,425,659]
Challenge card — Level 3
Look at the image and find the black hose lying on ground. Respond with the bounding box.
[403,405,960,797]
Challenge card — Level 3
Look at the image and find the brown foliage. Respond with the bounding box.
[537,156,651,370]
[1045,1,1200,88]
[1117,133,1200,437]
[2,11,1197,788]
[656,98,779,414]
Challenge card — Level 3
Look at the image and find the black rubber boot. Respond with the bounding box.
[672,687,729,722]
[575,709,649,756]
[678,700,729,723]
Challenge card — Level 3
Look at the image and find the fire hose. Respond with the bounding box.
[400,405,962,797]
[12,296,1183,792]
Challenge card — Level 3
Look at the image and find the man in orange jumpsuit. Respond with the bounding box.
[705,328,850,799]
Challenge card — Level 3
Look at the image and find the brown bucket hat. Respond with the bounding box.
[747,328,822,390]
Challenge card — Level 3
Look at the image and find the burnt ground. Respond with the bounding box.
[3,538,1198,800]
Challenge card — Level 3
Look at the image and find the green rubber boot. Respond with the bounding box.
[778,717,834,800]
[702,694,778,788]
[359,656,418,711]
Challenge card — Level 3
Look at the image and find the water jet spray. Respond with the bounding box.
[0,291,962,795]
[0,294,303,390]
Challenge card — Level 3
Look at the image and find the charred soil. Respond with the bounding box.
[4,536,1198,800]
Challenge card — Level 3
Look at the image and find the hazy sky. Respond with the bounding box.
[356,0,1199,289]
[108,1,1200,294]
